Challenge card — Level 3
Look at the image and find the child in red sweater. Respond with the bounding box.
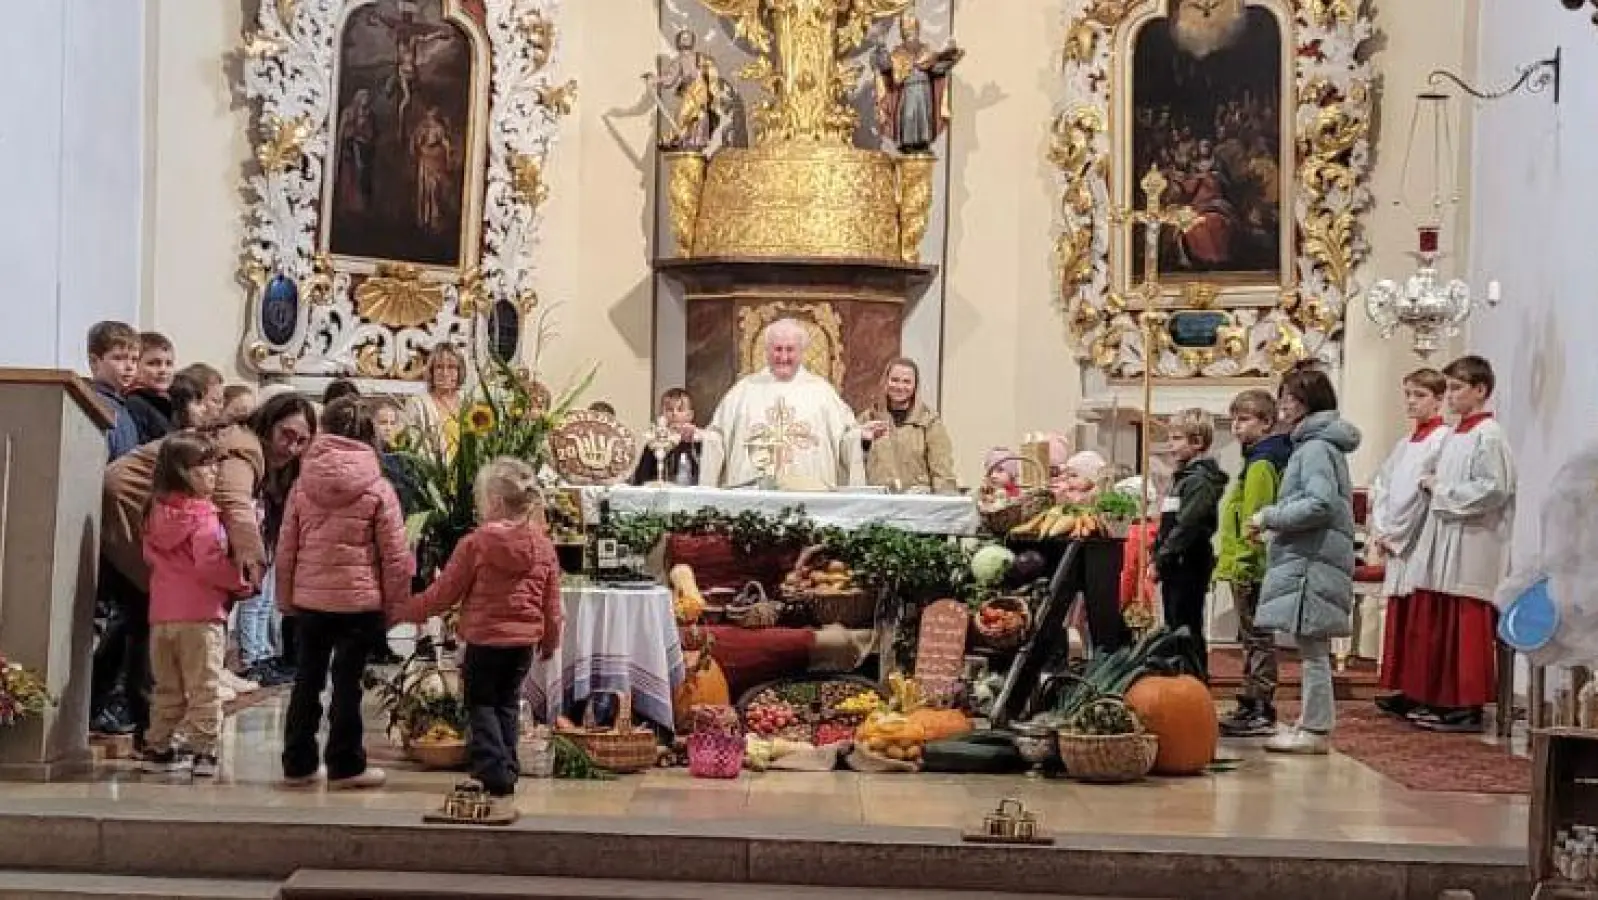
[141,431,249,777]
[396,457,563,817]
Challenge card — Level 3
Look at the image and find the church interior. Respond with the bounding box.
[0,0,1594,897]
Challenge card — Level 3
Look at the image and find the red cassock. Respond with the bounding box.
[1380,590,1498,708]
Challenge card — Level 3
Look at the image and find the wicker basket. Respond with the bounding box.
[978,456,1054,537]
[687,733,744,779]
[558,692,658,774]
[972,596,1033,652]
[410,739,468,770]
[780,547,875,628]
[725,581,783,629]
[1055,731,1158,783]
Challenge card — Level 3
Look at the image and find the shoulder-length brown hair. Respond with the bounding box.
[149,430,220,502]
[424,344,467,394]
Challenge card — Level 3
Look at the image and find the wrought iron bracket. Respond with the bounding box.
[1427,47,1562,105]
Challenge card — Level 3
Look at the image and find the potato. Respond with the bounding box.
[827,561,847,574]
[884,745,905,760]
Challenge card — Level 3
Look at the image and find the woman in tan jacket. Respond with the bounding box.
[858,357,958,494]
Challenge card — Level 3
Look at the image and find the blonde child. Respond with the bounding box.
[396,458,562,817]
[141,431,249,776]
[276,397,414,789]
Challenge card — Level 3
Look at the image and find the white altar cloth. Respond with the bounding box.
[523,584,685,730]
[582,485,979,536]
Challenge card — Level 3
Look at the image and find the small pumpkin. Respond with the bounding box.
[907,708,974,743]
[1123,674,1217,776]
[672,648,730,733]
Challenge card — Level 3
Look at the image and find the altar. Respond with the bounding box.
[581,485,979,537]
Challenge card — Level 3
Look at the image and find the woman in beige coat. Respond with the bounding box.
[858,357,957,494]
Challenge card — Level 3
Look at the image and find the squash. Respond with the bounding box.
[669,564,706,624]
[1123,674,1217,775]
[671,649,730,733]
[907,708,974,743]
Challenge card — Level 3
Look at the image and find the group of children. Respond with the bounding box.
[83,321,564,811]
[1092,353,1512,749]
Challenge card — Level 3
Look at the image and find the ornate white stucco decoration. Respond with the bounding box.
[1052,0,1376,380]
[237,0,574,384]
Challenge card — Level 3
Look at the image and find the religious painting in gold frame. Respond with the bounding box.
[1054,0,1376,380]
[322,0,491,274]
[237,0,576,384]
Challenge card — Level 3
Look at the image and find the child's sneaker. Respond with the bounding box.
[191,754,219,778]
[1219,702,1277,738]
[1263,725,1329,755]
[280,767,324,789]
[328,767,387,791]
[140,748,191,774]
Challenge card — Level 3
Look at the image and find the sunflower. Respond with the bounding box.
[464,403,496,436]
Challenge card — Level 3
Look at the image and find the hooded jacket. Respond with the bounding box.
[101,425,267,592]
[1255,411,1363,639]
[275,435,413,617]
[1214,433,1294,584]
[858,401,958,495]
[1155,455,1228,576]
[402,520,564,651]
[143,495,249,624]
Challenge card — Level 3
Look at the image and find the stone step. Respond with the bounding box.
[0,871,277,900]
[279,870,1141,899]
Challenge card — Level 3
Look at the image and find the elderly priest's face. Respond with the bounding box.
[766,328,804,381]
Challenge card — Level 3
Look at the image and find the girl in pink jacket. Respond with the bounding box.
[396,457,562,816]
[141,431,249,778]
[276,398,414,790]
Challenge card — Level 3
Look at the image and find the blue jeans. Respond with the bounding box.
[236,569,277,667]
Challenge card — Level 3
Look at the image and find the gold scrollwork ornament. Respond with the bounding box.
[737,302,846,387]
[663,151,708,257]
[256,115,312,173]
[509,153,550,211]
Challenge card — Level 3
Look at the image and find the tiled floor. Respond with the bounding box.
[0,692,1529,851]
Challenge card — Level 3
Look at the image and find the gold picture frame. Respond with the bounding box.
[1053,0,1375,379]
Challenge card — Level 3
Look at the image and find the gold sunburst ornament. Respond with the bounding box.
[355,263,446,329]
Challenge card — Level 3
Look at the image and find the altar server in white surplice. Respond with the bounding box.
[1369,368,1450,599]
[700,319,865,490]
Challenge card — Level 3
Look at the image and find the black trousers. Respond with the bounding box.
[89,561,151,732]
[1160,556,1213,680]
[463,644,536,796]
[281,610,382,780]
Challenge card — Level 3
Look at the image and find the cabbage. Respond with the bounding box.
[970,544,1015,586]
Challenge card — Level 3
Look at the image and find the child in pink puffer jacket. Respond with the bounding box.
[276,397,413,790]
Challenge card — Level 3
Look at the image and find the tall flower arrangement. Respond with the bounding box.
[401,356,595,581]
[0,655,51,728]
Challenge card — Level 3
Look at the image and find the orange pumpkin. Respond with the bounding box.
[907,708,974,743]
[1124,674,1217,775]
[672,650,730,733]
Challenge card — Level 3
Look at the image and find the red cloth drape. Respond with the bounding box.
[1380,590,1498,708]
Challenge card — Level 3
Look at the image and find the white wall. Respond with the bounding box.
[0,0,146,371]
[1465,1,1598,564]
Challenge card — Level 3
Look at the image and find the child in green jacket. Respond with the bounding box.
[1216,389,1294,737]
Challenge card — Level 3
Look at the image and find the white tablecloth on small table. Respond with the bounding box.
[583,484,980,536]
[523,584,685,730]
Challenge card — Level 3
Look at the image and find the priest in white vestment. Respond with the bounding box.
[700,319,865,490]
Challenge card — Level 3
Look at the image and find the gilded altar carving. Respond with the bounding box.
[664,151,709,257]
[737,302,846,387]
[663,0,951,263]
[237,0,576,382]
[896,153,936,263]
[1053,0,1376,379]
[355,263,447,329]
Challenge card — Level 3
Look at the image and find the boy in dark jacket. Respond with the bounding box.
[1153,408,1228,680]
[126,332,177,444]
[1215,390,1294,735]
[85,321,141,461]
